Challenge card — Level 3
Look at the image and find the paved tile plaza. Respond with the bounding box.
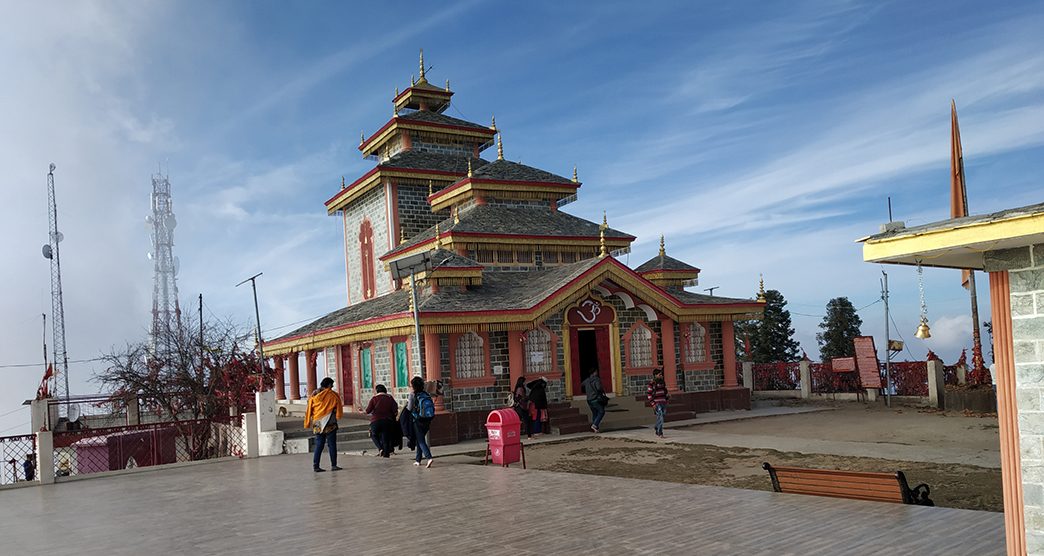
[0,453,1004,555]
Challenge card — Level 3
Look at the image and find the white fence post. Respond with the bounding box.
[243,412,259,459]
[126,396,140,426]
[255,390,276,432]
[799,361,811,399]
[742,362,754,392]
[927,359,945,409]
[30,399,49,432]
[36,430,54,485]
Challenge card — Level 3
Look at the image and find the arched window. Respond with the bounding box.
[455,332,485,379]
[359,220,375,300]
[685,323,707,364]
[628,324,653,368]
[524,327,553,374]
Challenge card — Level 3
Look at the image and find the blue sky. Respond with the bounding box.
[2,0,1043,434]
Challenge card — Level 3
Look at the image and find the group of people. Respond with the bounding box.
[303,375,437,472]
[583,367,672,437]
[512,376,551,437]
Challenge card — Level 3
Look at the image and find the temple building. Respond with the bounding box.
[263,52,765,443]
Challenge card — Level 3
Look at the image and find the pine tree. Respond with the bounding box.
[816,297,863,361]
[749,289,801,363]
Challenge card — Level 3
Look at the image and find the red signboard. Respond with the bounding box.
[831,357,856,373]
[853,336,881,388]
[566,297,616,326]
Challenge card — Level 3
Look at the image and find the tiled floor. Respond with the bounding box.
[0,453,1005,555]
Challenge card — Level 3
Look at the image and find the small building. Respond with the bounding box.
[861,201,1044,555]
[263,54,764,443]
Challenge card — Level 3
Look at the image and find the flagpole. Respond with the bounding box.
[952,101,987,384]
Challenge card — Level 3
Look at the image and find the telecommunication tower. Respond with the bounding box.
[147,173,181,352]
[41,163,71,413]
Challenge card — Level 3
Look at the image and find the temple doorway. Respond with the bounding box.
[570,326,612,396]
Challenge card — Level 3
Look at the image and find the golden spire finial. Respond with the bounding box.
[434,221,440,249]
[757,274,766,303]
[395,86,399,97]
[428,180,434,197]
[572,166,578,183]
[601,210,608,230]
[411,74,415,86]
[491,114,497,131]
[599,227,607,258]
[453,206,460,224]
[419,48,425,80]
[445,79,450,91]
[659,235,665,258]
[360,131,365,146]
[341,176,346,190]
[496,134,504,160]
[467,158,473,177]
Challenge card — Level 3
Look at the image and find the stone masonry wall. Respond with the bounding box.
[683,322,724,392]
[343,184,393,305]
[396,183,450,241]
[985,243,1044,552]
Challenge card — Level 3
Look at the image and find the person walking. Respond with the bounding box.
[304,377,344,472]
[581,369,607,433]
[364,384,399,457]
[647,368,670,438]
[511,376,531,438]
[408,376,436,468]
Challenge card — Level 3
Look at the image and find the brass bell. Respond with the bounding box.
[914,318,932,339]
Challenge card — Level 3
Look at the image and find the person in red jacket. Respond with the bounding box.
[364,384,398,457]
[646,368,670,438]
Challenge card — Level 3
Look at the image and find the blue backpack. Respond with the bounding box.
[415,391,436,419]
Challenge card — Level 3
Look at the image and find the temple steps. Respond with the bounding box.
[547,402,592,435]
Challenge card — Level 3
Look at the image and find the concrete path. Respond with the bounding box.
[0,453,1004,555]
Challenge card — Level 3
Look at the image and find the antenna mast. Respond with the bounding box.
[42,163,71,414]
[147,172,181,356]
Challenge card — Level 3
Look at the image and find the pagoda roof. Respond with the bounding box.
[360,112,495,157]
[325,153,488,214]
[381,205,635,261]
[396,110,490,131]
[470,159,574,185]
[380,151,488,174]
[635,254,701,273]
[427,158,579,211]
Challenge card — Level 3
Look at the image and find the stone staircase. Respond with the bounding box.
[547,402,592,435]
[277,416,376,454]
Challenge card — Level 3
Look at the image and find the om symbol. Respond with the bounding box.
[577,300,602,324]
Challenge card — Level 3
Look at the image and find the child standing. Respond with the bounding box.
[646,368,669,438]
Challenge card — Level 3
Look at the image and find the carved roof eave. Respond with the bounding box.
[393,85,454,112]
[262,257,764,355]
[380,233,635,265]
[325,166,462,214]
[359,118,495,157]
[639,269,701,282]
[427,178,581,211]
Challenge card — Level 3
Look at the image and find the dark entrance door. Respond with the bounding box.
[339,346,353,406]
[571,326,613,395]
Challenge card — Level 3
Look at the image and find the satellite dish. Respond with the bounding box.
[42,244,53,259]
[147,251,154,260]
[173,257,180,275]
[68,404,81,423]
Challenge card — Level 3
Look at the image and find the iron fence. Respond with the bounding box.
[52,416,244,479]
[752,362,800,390]
[808,362,862,393]
[883,361,929,396]
[1,434,37,486]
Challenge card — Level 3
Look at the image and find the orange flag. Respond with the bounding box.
[950,100,971,289]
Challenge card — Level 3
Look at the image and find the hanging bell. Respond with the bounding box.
[914,318,932,339]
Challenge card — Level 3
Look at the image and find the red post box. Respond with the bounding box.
[484,409,525,468]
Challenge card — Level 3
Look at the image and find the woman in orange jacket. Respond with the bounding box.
[304,377,344,472]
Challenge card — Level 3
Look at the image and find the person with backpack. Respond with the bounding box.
[647,368,670,438]
[364,384,398,457]
[408,376,436,468]
[304,377,344,472]
[581,369,607,433]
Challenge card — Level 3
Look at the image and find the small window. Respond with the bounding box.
[496,249,513,264]
[475,249,493,263]
[628,325,653,368]
[685,323,707,364]
[560,251,576,263]
[524,328,553,374]
[455,332,485,379]
[542,251,559,264]
[361,347,373,389]
[516,250,533,263]
[394,341,409,387]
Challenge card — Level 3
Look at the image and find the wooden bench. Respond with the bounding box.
[762,462,933,506]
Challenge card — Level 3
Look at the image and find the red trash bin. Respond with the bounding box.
[484,409,525,468]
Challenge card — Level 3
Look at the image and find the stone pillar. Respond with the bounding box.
[742,362,753,392]
[424,332,445,412]
[305,350,318,396]
[30,398,50,432]
[273,356,286,401]
[660,317,679,392]
[126,395,140,426]
[243,412,259,459]
[799,360,811,399]
[36,430,54,484]
[287,352,300,401]
[721,320,740,388]
[255,390,277,432]
[927,359,945,409]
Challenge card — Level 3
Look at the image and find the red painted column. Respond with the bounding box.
[721,320,739,388]
[305,349,318,396]
[273,356,286,401]
[508,330,525,388]
[287,353,300,401]
[660,317,679,392]
[424,332,445,412]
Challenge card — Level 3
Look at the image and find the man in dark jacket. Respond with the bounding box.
[364,384,398,457]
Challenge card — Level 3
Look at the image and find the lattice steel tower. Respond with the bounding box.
[147,173,181,352]
[42,163,71,412]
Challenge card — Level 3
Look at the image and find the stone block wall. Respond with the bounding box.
[683,322,725,392]
[343,185,393,305]
[396,183,449,241]
[985,243,1044,551]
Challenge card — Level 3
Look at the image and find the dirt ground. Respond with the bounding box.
[467,403,1003,512]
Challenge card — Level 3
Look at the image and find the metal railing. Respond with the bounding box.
[752,362,800,391]
[1,434,37,486]
[808,362,862,393]
[883,361,929,396]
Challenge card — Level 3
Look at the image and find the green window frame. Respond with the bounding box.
[361,347,373,389]
[394,341,409,388]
